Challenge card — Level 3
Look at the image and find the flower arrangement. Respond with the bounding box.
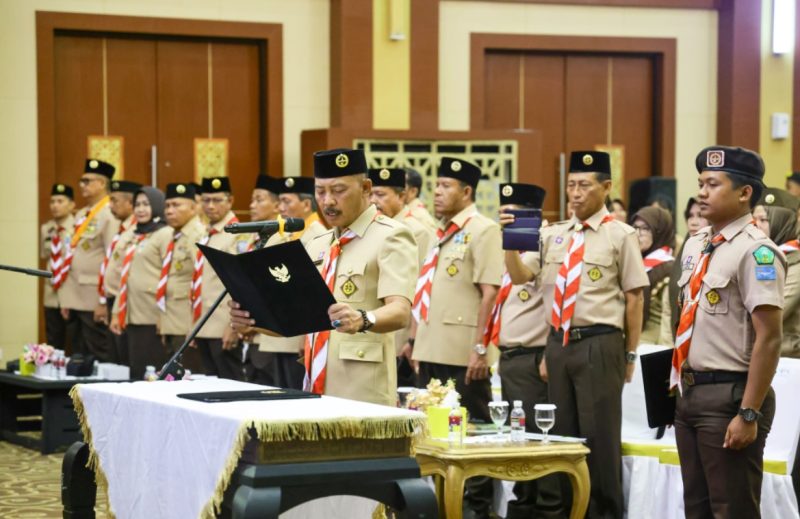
[404,378,457,412]
[22,343,55,367]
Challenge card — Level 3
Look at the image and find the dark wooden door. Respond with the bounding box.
[483,51,655,217]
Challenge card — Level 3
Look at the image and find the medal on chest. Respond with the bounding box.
[446,263,459,277]
[340,277,358,297]
[518,289,530,302]
[587,266,602,281]
[705,289,720,305]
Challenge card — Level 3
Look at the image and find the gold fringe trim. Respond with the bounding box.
[199,423,252,519]
[69,385,116,518]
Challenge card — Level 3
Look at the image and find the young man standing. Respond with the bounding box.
[674,146,785,519]
[41,183,75,350]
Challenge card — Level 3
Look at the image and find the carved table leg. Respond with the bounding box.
[443,463,466,519]
[566,459,591,519]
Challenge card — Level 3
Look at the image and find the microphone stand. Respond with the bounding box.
[157,228,276,381]
[0,263,53,278]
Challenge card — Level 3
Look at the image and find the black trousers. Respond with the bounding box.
[73,310,112,362]
[162,334,204,375]
[196,338,244,381]
[44,307,77,352]
[127,324,166,380]
[498,346,562,519]
[105,297,128,366]
[546,329,625,519]
[675,382,775,519]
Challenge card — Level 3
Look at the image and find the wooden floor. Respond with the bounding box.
[0,439,109,518]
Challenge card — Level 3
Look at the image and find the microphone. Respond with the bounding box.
[224,217,305,235]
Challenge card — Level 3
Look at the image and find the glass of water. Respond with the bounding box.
[534,403,556,443]
[488,401,509,441]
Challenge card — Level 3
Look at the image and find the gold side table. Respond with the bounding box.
[415,439,590,519]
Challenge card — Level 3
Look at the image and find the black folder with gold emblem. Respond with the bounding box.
[640,349,676,428]
[177,387,321,403]
[197,240,336,337]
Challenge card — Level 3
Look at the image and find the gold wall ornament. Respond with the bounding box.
[87,136,124,178]
[194,138,229,182]
[268,264,291,283]
[593,144,625,201]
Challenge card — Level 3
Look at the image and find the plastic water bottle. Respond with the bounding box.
[448,402,463,446]
[144,365,157,381]
[510,400,526,442]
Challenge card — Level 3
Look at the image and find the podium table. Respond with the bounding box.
[415,438,590,519]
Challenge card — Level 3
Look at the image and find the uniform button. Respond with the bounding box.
[348,268,353,274]
[357,350,365,358]
[457,316,463,322]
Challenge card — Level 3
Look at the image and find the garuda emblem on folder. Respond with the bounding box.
[268,264,291,283]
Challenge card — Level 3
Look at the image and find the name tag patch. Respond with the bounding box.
[755,265,777,281]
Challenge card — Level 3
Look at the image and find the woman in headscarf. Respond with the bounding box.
[110,186,168,379]
[631,206,675,345]
[753,189,800,357]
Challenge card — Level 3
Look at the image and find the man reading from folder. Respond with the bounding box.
[230,148,419,406]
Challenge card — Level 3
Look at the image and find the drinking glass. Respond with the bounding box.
[488,401,509,441]
[534,403,556,443]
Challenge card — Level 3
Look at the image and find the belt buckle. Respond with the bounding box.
[682,372,695,386]
[571,328,582,341]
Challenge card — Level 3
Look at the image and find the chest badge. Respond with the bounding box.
[706,289,720,305]
[341,277,358,297]
[752,245,775,265]
[81,240,91,251]
[268,264,290,283]
[518,289,530,302]
[174,261,183,272]
[446,263,459,277]
[555,236,564,245]
[587,266,602,281]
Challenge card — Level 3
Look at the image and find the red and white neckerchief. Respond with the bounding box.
[482,271,513,346]
[155,231,182,312]
[97,219,134,304]
[643,245,674,272]
[49,225,66,290]
[670,232,727,392]
[303,229,358,394]
[411,217,471,322]
[780,239,799,253]
[116,234,147,329]
[551,214,615,346]
[191,216,239,322]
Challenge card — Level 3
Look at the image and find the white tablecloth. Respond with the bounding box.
[71,379,425,519]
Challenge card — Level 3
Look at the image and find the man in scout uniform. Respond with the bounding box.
[492,182,561,518]
[95,179,141,364]
[409,157,503,519]
[539,151,648,518]
[231,148,418,406]
[404,167,438,231]
[41,183,76,350]
[786,171,800,198]
[369,167,436,386]
[249,174,281,228]
[193,177,249,380]
[151,182,206,373]
[673,146,785,518]
[59,159,119,361]
[250,175,328,389]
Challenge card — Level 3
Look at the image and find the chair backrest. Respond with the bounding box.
[765,357,800,473]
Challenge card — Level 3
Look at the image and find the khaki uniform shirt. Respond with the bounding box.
[304,204,418,406]
[196,212,250,339]
[102,214,136,299]
[111,227,163,326]
[256,213,329,353]
[408,198,438,231]
[58,201,118,312]
[40,215,74,309]
[499,252,549,348]
[782,251,800,357]
[151,216,206,336]
[678,214,786,371]
[540,207,649,329]
[413,204,504,366]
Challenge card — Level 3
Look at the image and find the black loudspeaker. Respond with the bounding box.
[628,177,677,222]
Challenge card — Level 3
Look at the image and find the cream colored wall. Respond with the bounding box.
[0,0,329,362]
[439,1,718,232]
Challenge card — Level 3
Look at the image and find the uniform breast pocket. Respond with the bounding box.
[543,250,566,284]
[441,249,467,279]
[583,251,613,287]
[338,339,384,363]
[171,253,192,275]
[698,272,730,314]
[335,260,366,303]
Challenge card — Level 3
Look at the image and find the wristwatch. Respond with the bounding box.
[738,407,762,423]
[358,310,376,333]
[473,343,488,356]
[625,351,638,364]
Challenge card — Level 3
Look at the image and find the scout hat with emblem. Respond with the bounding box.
[499,182,546,209]
[254,174,284,194]
[438,157,482,189]
[278,176,315,195]
[314,148,368,178]
[165,182,197,200]
[84,159,115,179]
[110,180,142,194]
[568,151,611,177]
[201,176,232,194]
[368,168,406,189]
[759,187,800,212]
[51,183,74,200]
[695,146,765,184]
